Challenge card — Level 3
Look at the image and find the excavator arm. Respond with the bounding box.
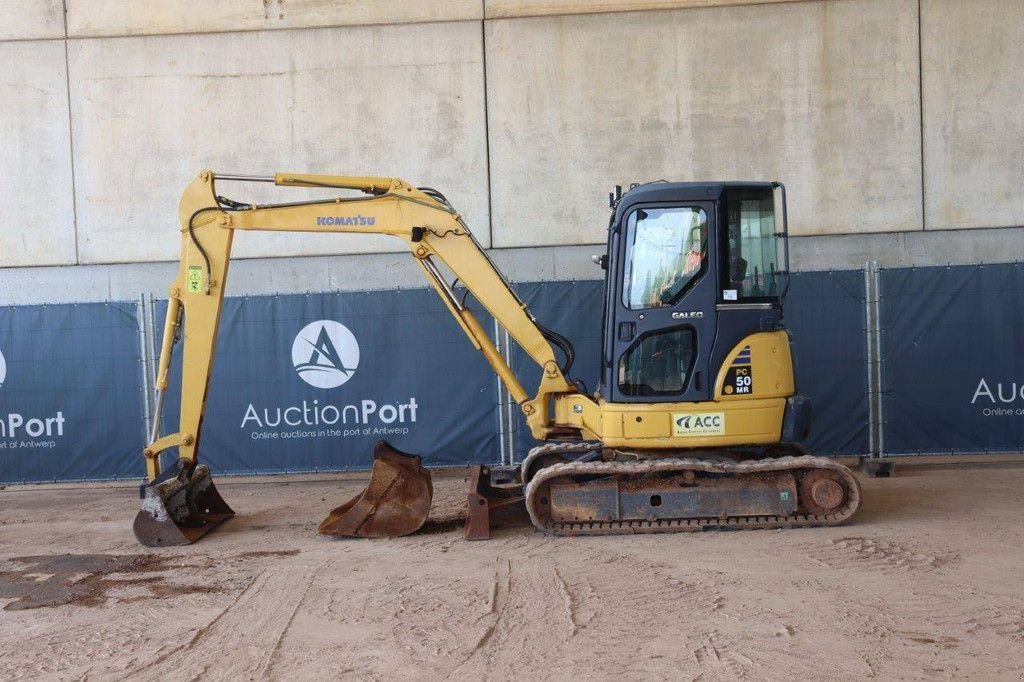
[147,170,583,480]
[134,170,590,546]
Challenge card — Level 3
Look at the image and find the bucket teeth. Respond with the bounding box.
[133,463,234,546]
[318,440,433,538]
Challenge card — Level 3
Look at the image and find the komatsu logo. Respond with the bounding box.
[291,321,360,389]
[316,215,375,226]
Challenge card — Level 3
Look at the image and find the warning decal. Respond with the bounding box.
[187,266,203,293]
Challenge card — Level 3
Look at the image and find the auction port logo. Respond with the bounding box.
[0,346,5,388]
[291,320,360,389]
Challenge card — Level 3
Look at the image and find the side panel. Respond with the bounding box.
[554,395,787,449]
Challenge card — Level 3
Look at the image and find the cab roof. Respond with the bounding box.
[618,179,770,202]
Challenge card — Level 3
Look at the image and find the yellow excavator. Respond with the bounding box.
[133,170,861,546]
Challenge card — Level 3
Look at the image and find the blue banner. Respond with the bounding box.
[157,289,501,474]
[880,263,1024,454]
[0,302,145,483]
[785,270,870,455]
[4,263,1018,483]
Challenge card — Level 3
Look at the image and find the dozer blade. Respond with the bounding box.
[318,441,433,538]
[133,462,234,547]
[465,465,526,541]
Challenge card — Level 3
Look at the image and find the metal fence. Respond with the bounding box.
[0,302,145,482]
[877,263,1024,456]
[1,262,1021,483]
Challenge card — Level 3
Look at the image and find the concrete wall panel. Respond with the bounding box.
[486,0,806,19]
[0,40,76,267]
[68,21,489,264]
[66,0,481,38]
[922,0,1024,230]
[486,0,922,246]
[0,0,64,41]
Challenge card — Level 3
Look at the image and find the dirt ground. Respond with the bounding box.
[2,460,1024,681]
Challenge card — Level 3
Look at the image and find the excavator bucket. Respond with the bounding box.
[318,441,433,538]
[133,462,234,547]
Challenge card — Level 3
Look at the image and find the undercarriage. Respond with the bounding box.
[512,442,861,536]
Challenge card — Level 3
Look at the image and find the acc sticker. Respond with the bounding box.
[673,412,725,436]
[187,265,203,293]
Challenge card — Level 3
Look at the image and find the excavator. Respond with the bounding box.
[133,170,862,546]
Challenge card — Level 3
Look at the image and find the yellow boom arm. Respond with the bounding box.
[144,170,584,480]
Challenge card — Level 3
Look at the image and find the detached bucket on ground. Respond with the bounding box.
[318,441,433,538]
[133,461,235,546]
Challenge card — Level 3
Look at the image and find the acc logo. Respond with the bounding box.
[673,412,725,436]
[0,346,5,388]
[291,321,360,389]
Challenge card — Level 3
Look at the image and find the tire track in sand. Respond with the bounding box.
[448,556,578,679]
[122,566,317,680]
[809,536,957,574]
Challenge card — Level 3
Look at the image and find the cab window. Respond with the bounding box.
[622,207,708,310]
[722,191,780,301]
[618,327,696,396]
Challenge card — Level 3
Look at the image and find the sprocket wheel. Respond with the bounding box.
[799,469,849,515]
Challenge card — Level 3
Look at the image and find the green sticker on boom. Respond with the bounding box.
[187,266,203,293]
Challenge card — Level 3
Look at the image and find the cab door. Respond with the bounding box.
[605,201,719,404]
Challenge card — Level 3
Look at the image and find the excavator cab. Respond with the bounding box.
[601,183,789,405]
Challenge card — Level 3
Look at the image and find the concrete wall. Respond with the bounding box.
[68,21,488,263]
[0,0,1022,301]
[485,0,805,19]
[0,40,76,267]
[921,0,1024,230]
[65,0,481,37]
[0,0,64,40]
[486,0,921,246]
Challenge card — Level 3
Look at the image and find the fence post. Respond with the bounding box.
[503,327,516,466]
[862,261,893,475]
[493,318,508,466]
[863,262,877,457]
[875,265,886,458]
[137,294,153,446]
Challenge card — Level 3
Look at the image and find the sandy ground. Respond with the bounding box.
[2,460,1024,680]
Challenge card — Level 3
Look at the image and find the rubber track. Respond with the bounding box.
[520,442,600,484]
[524,453,862,536]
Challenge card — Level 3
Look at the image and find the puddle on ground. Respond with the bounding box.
[0,549,296,611]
